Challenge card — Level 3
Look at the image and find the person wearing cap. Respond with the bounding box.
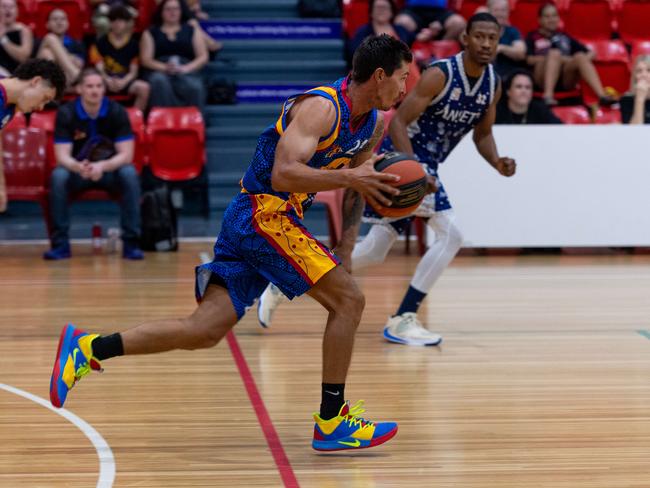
[89,4,150,111]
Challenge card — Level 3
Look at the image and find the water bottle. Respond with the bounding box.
[106,227,120,254]
[92,223,103,255]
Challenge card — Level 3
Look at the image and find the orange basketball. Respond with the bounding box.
[370,152,427,218]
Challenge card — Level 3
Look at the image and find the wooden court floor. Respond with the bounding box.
[1,242,649,487]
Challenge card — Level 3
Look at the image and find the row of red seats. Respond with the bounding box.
[552,105,621,123]
[3,106,205,232]
[15,0,156,39]
[412,38,650,104]
[343,0,650,42]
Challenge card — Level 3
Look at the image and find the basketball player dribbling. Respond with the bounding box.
[257,13,517,347]
[0,59,66,212]
[50,35,413,451]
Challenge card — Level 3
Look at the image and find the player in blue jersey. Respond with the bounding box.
[50,35,412,451]
[258,13,516,347]
[0,59,66,212]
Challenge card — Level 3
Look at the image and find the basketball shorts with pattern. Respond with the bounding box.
[195,192,340,318]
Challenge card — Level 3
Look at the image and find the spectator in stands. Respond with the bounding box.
[0,0,33,76]
[620,55,650,124]
[526,3,614,107]
[395,0,466,42]
[348,0,413,60]
[35,9,85,86]
[487,0,526,78]
[44,68,143,260]
[141,0,207,109]
[89,5,150,111]
[496,69,562,124]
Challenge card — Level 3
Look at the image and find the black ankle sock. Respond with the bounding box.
[91,333,124,360]
[395,285,427,316]
[320,383,345,420]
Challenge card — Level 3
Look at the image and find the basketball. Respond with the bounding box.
[370,151,428,218]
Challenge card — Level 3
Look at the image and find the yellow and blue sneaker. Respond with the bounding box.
[312,400,398,451]
[49,324,102,408]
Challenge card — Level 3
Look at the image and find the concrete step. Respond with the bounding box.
[207,59,346,83]
[219,39,344,61]
[204,104,279,127]
[204,0,298,18]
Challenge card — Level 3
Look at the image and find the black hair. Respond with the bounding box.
[538,2,557,17]
[351,34,412,83]
[504,68,534,92]
[108,4,133,21]
[151,0,192,26]
[368,0,397,20]
[13,59,66,100]
[466,12,500,32]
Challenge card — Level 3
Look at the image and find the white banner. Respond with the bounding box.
[436,125,650,247]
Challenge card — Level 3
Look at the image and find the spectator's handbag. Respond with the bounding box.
[140,186,178,252]
[75,135,117,162]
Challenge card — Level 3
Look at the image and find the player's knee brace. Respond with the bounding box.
[428,212,463,254]
[351,224,398,271]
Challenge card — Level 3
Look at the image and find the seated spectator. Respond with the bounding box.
[526,3,614,107]
[140,0,208,109]
[496,69,562,124]
[44,68,143,261]
[620,55,650,124]
[487,0,526,78]
[35,9,85,86]
[394,0,466,42]
[348,0,413,60]
[186,0,207,21]
[89,5,150,111]
[0,0,33,77]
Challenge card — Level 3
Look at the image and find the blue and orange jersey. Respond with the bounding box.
[0,82,16,130]
[240,76,378,218]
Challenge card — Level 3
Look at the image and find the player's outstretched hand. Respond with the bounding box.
[349,153,400,209]
[495,157,516,177]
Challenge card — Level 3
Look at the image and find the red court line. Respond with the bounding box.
[226,331,300,488]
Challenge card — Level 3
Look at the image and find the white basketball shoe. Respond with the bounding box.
[257,283,286,328]
[382,313,443,346]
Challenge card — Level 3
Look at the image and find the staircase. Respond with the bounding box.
[202,0,346,234]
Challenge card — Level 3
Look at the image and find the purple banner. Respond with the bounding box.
[201,20,341,40]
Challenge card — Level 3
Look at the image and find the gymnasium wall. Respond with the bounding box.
[439,125,650,247]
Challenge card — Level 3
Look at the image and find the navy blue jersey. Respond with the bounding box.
[384,52,497,171]
[0,83,16,129]
[240,76,377,218]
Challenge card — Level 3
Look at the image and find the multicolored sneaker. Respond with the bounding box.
[312,400,398,451]
[50,324,102,408]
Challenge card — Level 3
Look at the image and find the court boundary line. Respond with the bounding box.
[199,253,299,487]
[226,332,300,488]
[0,383,115,487]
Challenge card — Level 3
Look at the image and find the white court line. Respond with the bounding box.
[0,383,115,488]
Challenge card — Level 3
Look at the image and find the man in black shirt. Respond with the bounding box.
[89,5,150,111]
[44,68,143,260]
[496,69,562,124]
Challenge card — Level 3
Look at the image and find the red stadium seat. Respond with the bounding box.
[581,40,630,104]
[411,40,461,64]
[563,0,614,40]
[617,0,650,42]
[16,0,36,29]
[3,127,51,232]
[126,107,147,172]
[314,189,343,248]
[630,40,650,61]
[456,0,486,20]
[342,0,369,39]
[146,107,205,181]
[594,106,622,123]
[28,110,56,170]
[510,0,548,38]
[4,112,27,130]
[551,105,591,123]
[33,0,89,39]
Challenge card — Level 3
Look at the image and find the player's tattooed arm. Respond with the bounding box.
[389,66,446,157]
[335,114,386,272]
[473,81,516,177]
